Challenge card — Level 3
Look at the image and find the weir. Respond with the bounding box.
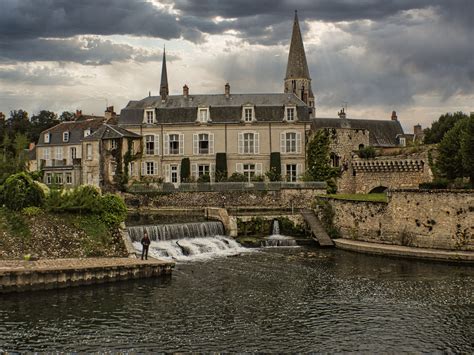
[262,220,298,247]
[127,221,246,261]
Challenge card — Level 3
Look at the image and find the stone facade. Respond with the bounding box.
[324,190,474,251]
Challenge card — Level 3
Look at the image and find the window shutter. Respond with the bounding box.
[154,135,160,155]
[153,162,158,175]
[191,163,197,179]
[256,163,263,176]
[238,132,244,154]
[281,164,286,181]
[236,163,243,173]
[280,132,286,154]
[164,134,169,155]
[209,133,214,154]
[179,134,184,155]
[255,133,260,154]
[296,132,302,154]
[164,164,170,182]
[210,163,215,182]
[297,163,302,181]
[141,162,146,176]
[193,134,198,155]
[143,137,148,155]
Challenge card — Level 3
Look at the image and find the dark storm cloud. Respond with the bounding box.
[0,66,77,85]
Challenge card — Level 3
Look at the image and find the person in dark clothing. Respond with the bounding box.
[141,230,151,260]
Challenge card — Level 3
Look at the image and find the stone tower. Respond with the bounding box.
[284,11,315,116]
[160,47,169,100]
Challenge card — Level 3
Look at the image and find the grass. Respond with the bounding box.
[324,193,388,203]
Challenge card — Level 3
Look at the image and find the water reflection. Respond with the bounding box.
[0,248,472,352]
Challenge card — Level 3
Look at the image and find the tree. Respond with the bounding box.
[180,158,190,182]
[460,116,474,186]
[436,116,470,181]
[59,111,75,122]
[29,110,59,143]
[424,112,468,144]
[305,129,339,183]
[6,110,29,137]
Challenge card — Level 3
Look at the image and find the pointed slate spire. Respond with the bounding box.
[160,46,169,100]
[285,10,310,80]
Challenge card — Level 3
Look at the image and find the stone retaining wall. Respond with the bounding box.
[325,190,473,251]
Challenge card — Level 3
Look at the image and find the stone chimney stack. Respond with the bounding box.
[104,106,115,122]
[414,124,422,136]
[183,84,189,97]
[225,83,230,98]
[391,110,398,121]
[75,109,82,119]
[338,107,346,119]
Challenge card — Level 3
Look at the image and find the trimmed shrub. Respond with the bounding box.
[100,193,127,227]
[215,153,227,181]
[227,172,247,182]
[181,158,190,182]
[358,146,376,159]
[197,173,211,183]
[419,179,449,190]
[2,172,45,210]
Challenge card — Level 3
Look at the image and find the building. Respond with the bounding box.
[118,12,314,183]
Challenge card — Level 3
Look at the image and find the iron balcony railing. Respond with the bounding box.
[128,181,327,193]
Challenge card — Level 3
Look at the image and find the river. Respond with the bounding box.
[0,247,473,352]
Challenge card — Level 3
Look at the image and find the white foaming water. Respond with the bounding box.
[262,220,298,247]
[134,235,250,262]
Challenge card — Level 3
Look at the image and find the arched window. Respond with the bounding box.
[330,152,340,167]
[359,144,365,150]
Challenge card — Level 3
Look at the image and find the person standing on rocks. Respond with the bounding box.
[141,230,151,260]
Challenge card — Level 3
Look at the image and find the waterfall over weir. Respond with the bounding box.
[127,221,248,262]
[262,220,298,247]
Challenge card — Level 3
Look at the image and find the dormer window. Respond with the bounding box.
[63,131,69,142]
[144,109,155,124]
[198,107,210,123]
[285,106,297,122]
[44,132,51,143]
[242,106,255,122]
[84,128,91,137]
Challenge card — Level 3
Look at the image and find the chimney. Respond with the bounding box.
[391,110,398,121]
[104,106,116,122]
[414,124,422,136]
[183,84,189,97]
[75,109,82,118]
[225,83,230,98]
[338,107,346,119]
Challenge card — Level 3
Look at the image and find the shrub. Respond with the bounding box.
[99,193,127,227]
[180,158,190,182]
[266,167,281,182]
[419,179,449,189]
[251,174,265,182]
[227,172,247,182]
[2,172,45,210]
[358,146,376,159]
[197,173,211,183]
[215,153,228,181]
[22,206,44,216]
[267,152,282,181]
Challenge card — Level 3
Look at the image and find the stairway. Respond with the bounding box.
[301,209,334,247]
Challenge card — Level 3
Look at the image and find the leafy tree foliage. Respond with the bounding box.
[424,112,469,144]
[180,158,190,182]
[2,172,45,210]
[460,116,474,185]
[305,129,339,187]
[29,110,59,143]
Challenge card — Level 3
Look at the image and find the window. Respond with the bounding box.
[281,132,301,154]
[55,174,63,185]
[70,147,77,160]
[198,164,210,177]
[170,165,179,183]
[399,137,406,147]
[111,139,118,149]
[286,107,295,121]
[86,144,92,160]
[243,163,256,179]
[46,173,52,184]
[63,131,69,142]
[44,133,51,143]
[238,132,259,154]
[199,133,209,154]
[43,148,51,161]
[129,162,135,176]
[286,164,297,182]
[145,135,157,155]
[330,153,340,167]
[66,173,72,184]
[169,134,180,154]
[146,162,155,175]
[243,107,253,122]
[110,162,117,176]
[55,147,63,160]
[198,108,209,122]
[145,110,155,124]
[84,129,91,137]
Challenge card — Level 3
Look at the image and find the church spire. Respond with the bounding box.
[160,46,169,100]
[284,11,315,116]
[285,10,310,80]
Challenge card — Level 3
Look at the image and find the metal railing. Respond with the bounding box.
[128,181,327,193]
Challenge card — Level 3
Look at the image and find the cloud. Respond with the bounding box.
[0,65,77,85]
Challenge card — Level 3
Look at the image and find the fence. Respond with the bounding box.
[128,181,327,193]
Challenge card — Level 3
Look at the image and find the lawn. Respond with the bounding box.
[323,193,388,203]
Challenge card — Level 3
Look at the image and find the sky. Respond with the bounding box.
[0,0,473,132]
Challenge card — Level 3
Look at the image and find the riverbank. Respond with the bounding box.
[0,257,174,293]
[335,239,474,263]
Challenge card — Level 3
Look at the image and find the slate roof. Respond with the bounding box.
[37,117,106,146]
[84,124,142,141]
[285,12,311,80]
[312,118,404,147]
[119,93,310,125]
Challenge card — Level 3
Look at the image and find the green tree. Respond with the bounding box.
[436,117,469,181]
[2,172,45,210]
[424,112,468,144]
[460,116,474,186]
[29,110,59,143]
[59,111,75,121]
[305,129,339,183]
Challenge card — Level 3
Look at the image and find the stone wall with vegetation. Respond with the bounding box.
[324,190,474,251]
[125,188,326,209]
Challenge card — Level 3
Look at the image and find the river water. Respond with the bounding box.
[0,247,473,352]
